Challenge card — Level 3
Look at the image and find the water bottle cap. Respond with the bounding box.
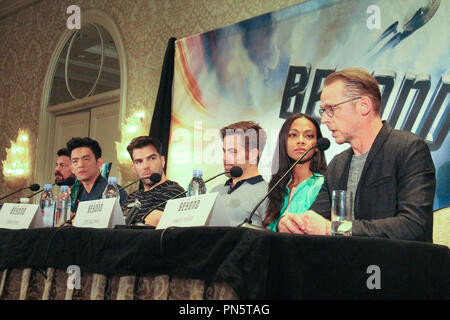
[193,169,203,177]
[108,177,117,184]
[61,185,69,192]
[44,184,53,190]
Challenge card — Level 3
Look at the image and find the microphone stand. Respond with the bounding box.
[239,143,321,230]
[203,172,228,184]
[114,175,161,228]
[0,187,28,201]
[125,199,142,225]
[119,173,162,192]
[27,188,45,199]
[118,178,143,191]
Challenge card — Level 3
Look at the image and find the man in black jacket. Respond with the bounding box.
[277,68,435,241]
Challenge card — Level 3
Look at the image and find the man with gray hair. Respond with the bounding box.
[277,68,435,241]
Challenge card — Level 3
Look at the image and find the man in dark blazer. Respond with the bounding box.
[276,68,435,241]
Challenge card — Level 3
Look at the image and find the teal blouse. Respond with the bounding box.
[268,174,324,232]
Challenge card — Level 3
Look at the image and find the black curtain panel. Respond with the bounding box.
[150,37,177,169]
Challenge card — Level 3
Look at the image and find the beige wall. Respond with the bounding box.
[0,0,304,200]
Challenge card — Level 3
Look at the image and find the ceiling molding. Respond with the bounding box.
[0,0,41,20]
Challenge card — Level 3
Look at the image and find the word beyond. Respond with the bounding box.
[280,66,449,151]
[178,304,270,317]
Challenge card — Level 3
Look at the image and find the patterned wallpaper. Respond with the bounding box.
[0,0,304,199]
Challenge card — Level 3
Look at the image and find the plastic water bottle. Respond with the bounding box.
[40,184,55,227]
[102,177,120,201]
[54,185,70,227]
[187,169,207,196]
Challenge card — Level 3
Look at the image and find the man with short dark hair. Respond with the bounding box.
[208,121,268,227]
[54,148,76,186]
[121,136,185,226]
[67,137,127,211]
[285,68,436,241]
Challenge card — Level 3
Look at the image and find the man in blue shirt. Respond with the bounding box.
[66,137,127,212]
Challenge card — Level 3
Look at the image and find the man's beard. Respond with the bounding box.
[55,173,64,183]
[55,175,76,186]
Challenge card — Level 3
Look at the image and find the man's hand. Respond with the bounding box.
[144,209,164,227]
[277,213,305,234]
[277,210,331,235]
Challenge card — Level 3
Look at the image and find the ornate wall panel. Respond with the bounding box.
[0,0,304,198]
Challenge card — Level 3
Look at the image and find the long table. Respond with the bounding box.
[0,226,449,300]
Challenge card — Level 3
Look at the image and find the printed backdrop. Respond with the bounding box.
[168,0,449,209]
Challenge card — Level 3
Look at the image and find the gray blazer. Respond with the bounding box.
[310,122,436,242]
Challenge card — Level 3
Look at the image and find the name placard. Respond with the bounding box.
[0,203,43,229]
[156,192,218,230]
[73,198,124,228]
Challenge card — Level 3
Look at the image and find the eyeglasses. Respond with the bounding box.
[319,96,362,118]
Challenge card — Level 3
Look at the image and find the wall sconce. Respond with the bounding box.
[2,129,31,190]
[115,108,149,183]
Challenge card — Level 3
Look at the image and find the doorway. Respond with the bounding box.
[50,101,121,186]
[36,10,127,193]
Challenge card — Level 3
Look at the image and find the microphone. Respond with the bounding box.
[239,137,331,230]
[137,166,243,225]
[316,137,331,152]
[0,183,41,201]
[229,166,244,179]
[118,173,162,191]
[29,184,40,191]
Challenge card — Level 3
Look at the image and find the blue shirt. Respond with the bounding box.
[268,174,324,232]
[75,175,128,211]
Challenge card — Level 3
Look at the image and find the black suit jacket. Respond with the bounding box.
[310,122,436,241]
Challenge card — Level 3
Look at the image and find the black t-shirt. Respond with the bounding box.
[121,180,185,220]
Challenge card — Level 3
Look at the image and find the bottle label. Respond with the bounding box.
[55,200,69,227]
[43,204,55,227]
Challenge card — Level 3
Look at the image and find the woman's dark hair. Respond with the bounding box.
[262,113,327,228]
